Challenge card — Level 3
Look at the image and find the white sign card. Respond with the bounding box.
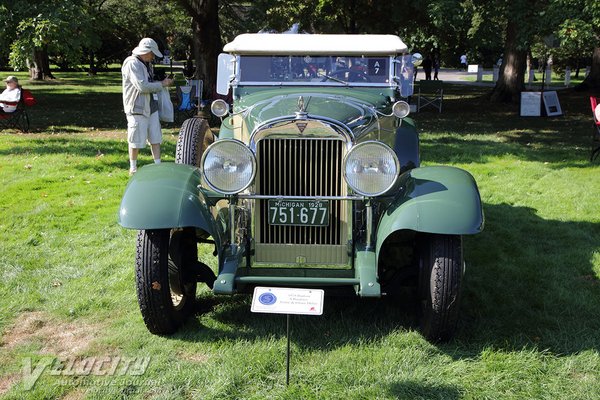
[251,287,324,315]
[520,92,542,116]
[467,64,479,73]
[542,91,562,116]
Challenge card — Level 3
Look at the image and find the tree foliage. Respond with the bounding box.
[3,0,100,79]
[1,0,599,93]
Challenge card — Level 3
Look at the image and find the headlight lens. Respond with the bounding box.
[344,141,399,196]
[201,139,256,194]
[392,100,410,118]
[211,99,229,117]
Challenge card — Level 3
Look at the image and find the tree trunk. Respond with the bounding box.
[490,21,527,103]
[88,50,97,75]
[577,46,600,90]
[178,0,222,101]
[29,46,55,80]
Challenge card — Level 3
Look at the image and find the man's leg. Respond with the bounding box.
[148,112,163,164]
[150,143,161,163]
[129,146,139,174]
[127,114,147,175]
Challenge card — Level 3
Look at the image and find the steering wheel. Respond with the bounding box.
[321,69,371,83]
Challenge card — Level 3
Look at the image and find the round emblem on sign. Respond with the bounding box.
[258,292,277,305]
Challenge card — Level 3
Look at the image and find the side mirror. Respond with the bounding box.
[216,53,236,95]
[411,53,423,67]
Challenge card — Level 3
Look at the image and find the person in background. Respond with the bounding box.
[460,54,467,71]
[0,76,21,113]
[422,55,433,80]
[121,38,173,175]
[433,55,440,80]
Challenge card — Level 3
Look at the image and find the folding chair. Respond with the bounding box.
[417,80,443,113]
[0,88,36,132]
[591,96,600,162]
[175,85,197,122]
[186,79,202,105]
[175,80,205,124]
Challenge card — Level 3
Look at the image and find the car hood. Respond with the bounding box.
[233,87,393,139]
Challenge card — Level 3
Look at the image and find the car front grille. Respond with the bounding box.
[255,137,347,256]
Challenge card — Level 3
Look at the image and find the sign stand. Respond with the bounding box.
[251,287,325,386]
[286,314,291,385]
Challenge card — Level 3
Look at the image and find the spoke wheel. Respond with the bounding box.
[135,229,197,335]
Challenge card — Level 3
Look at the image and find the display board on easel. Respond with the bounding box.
[542,91,562,116]
[520,91,562,117]
[520,92,542,116]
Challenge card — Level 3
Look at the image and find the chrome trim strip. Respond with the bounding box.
[365,201,373,250]
[238,194,364,200]
[236,81,395,88]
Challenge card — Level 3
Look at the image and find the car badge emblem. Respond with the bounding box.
[296,121,308,133]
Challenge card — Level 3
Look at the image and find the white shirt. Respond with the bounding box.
[460,55,467,64]
[0,86,21,112]
[595,104,600,122]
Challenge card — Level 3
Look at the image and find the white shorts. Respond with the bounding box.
[127,112,162,148]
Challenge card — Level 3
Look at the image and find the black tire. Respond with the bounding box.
[175,117,214,167]
[135,229,197,335]
[418,234,463,342]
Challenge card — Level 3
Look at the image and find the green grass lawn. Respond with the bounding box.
[0,73,599,399]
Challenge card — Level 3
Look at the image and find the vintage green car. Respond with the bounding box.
[119,33,484,341]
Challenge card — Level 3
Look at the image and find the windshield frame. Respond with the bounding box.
[234,55,397,88]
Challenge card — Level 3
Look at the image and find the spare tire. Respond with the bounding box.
[175,117,214,167]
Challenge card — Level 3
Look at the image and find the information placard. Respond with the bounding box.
[542,91,562,116]
[520,92,542,116]
[251,287,324,315]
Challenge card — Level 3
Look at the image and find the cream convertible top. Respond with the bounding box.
[223,34,408,56]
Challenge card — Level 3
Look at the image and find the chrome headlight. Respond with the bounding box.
[201,139,256,194]
[343,141,399,196]
[392,100,410,118]
[211,99,229,117]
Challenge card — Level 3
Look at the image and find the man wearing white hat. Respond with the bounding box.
[0,76,21,113]
[121,38,173,175]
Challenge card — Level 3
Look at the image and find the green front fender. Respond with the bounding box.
[376,166,484,254]
[118,163,221,238]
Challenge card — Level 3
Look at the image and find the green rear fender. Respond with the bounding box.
[376,166,484,254]
[118,163,222,242]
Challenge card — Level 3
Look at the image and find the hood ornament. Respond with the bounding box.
[295,96,308,120]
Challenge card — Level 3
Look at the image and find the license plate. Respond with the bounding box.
[268,199,329,226]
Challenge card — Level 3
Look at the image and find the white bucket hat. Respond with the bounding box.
[132,38,163,58]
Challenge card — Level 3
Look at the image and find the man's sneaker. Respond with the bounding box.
[129,168,137,176]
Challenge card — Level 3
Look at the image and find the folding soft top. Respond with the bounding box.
[223,33,408,56]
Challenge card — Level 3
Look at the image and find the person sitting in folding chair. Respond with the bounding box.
[0,76,21,113]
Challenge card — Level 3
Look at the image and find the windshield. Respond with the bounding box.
[238,55,391,85]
